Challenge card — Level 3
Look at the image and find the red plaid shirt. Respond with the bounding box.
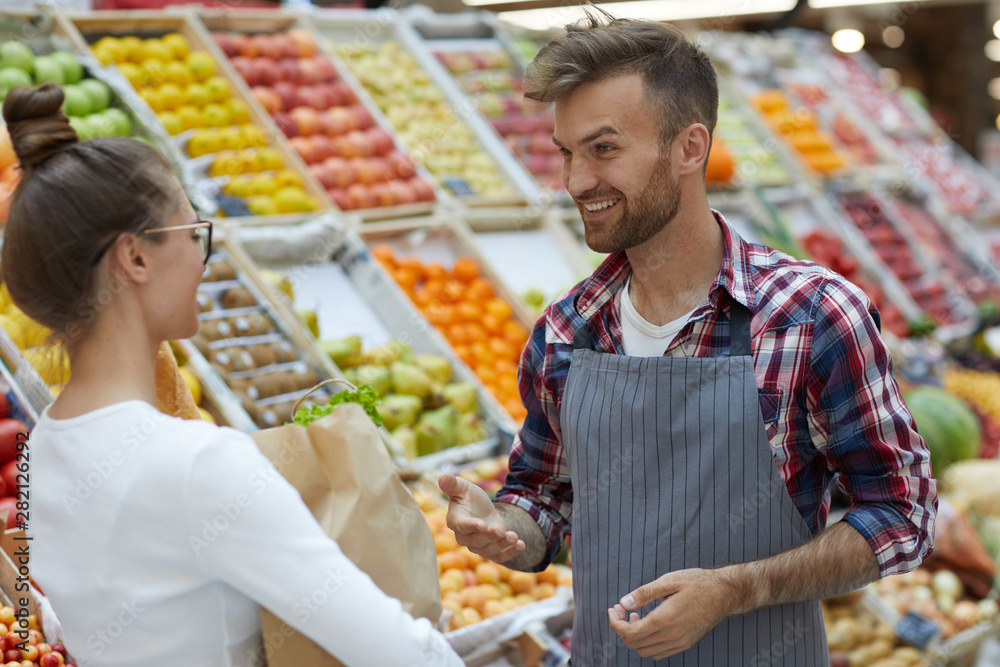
[495,212,937,577]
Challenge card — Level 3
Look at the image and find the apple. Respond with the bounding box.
[231,56,257,86]
[352,158,378,185]
[32,55,64,85]
[289,136,319,164]
[309,164,335,189]
[27,630,42,646]
[276,58,302,84]
[0,68,31,98]
[289,107,321,137]
[408,178,435,202]
[296,86,326,111]
[347,104,373,130]
[51,645,67,658]
[297,58,321,85]
[212,33,237,58]
[388,179,417,205]
[40,654,63,667]
[61,85,92,117]
[35,644,51,656]
[311,135,335,161]
[0,458,18,494]
[327,188,352,210]
[369,182,394,207]
[0,42,33,74]
[326,107,357,133]
[236,33,258,58]
[323,157,355,187]
[4,648,20,662]
[251,86,282,114]
[287,29,318,58]
[311,55,337,83]
[346,183,376,209]
[385,151,416,179]
[333,81,357,105]
[314,83,343,109]
[319,110,349,136]
[253,34,282,61]
[272,82,301,113]
[21,645,38,661]
[366,128,394,155]
[272,112,297,138]
[251,58,279,86]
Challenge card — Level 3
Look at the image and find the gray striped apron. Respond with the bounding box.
[561,301,828,666]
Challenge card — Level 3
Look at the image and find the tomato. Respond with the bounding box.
[0,461,16,499]
[0,419,25,465]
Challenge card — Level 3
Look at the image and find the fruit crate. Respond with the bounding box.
[457,206,593,321]
[758,184,926,339]
[190,8,445,223]
[303,8,542,207]
[404,6,569,204]
[178,227,347,432]
[231,217,504,472]
[62,9,333,225]
[828,184,980,341]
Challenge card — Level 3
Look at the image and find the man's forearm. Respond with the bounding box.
[493,502,549,571]
[722,521,880,615]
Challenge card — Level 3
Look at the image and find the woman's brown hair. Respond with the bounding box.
[2,83,181,341]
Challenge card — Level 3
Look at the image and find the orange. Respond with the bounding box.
[485,298,512,321]
[372,244,395,267]
[488,338,514,360]
[422,279,445,301]
[414,290,434,309]
[453,257,479,282]
[441,279,465,304]
[396,256,424,277]
[425,263,447,281]
[482,313,505,335]
[705,140,735,184]
[475,365,498,386]
[438,551,465,571]
[446,324,469,344]
[503,321,529,347]
[471,341,492,365]
[467,277,494,301]
[466,323,488,343]
[425,302,454,326]
[537,567,560,586]
[453,345,473,366]
[393,268,420,292]
[456,302,482,323]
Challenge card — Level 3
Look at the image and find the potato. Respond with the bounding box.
[890,647,925,666]
[867,660,906,667]
[828,618,857,652]
[873,623,897,643]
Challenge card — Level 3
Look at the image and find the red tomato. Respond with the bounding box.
[0,419,25,465]
[0,461,17,499]
[0,497,18,529]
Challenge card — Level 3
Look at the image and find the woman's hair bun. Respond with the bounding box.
[3,83,79,170]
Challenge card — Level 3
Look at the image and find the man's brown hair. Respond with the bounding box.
[524,9,719,145]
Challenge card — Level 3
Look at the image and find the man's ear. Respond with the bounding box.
[673,123,711,177]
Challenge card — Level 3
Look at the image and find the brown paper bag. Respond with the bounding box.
[250,397,442,667]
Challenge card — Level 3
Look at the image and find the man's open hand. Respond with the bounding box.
[439,472,525,563]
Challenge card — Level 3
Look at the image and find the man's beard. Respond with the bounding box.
[579,150,681,254]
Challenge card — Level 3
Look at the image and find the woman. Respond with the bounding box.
[5,84,462,667]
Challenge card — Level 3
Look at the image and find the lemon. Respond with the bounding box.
[256,146,283,171]
[141,38,173,65]
[198,408,215,424]
[225,174,256,198]
[250,174,278,196]
[162,33,190,61]
[204,76,231,104]
[176,105,203,131]
[218,126,244,151]
[164,61,193,87]
[117,62,143,89]
[139,87,165,113]
[275,170,302,189]
[247,195,278,216]
[186,52,216,83]
[179,366,201,404]
[201,103,230,128]
[158,111,183,136]
[226,99,250,124]
[120,35,144,63]
[139,58,167,89]
[158,83,184,111]
[188,129,223,158]
[184,83,211,108]
[209,151,242,178]
[274,187,314,213]
[241,123,268,148]
[92,37,124,65]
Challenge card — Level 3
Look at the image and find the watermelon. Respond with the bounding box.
[903,386,982,475]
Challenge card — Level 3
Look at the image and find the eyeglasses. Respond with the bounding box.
[143,221,213,265]
[89,220,214,266]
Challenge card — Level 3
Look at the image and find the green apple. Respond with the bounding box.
[61,84,91,117]
[68,116,92,140]
[85,111,115,138]
[101,108,131,136]
[78,79,110,113]
[0,42,33,74]
[32,55,63,85]
[50,51,82,85]
[0,67,32,100]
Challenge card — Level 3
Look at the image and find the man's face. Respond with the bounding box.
[554,73,681,254]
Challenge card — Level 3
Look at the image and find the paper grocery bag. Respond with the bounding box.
[250,400,442,667]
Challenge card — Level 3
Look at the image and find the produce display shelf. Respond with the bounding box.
[63,10,333,224]
[232,219,503,473]
[191,8,445,223]
[305,8,541,207]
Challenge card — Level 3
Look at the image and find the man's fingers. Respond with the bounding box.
[481,539,525,563]
[438,472,466,500]
[622,575,676,611]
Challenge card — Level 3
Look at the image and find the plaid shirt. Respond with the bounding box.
[495,212,937,578]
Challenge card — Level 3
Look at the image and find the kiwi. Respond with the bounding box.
[273,371,297,396]
[250,374,280,400]
[221,286,256,310]
[200,320,233,342]
[236,391,261,422]
[256,408,281,429]
[250,344,277,368]
[190,334,210,357]
[229,377,251,394]
[232,350,256,373]
[209,350,234,373]
[247,312,272,335]
[291,366,318,391]
[209,261,236,282]
[273,340,298,364]
[196,292,214,313]
[231,316,253,337]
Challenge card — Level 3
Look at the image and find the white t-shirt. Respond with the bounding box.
[620,277,696,357]
[28,400,462,667]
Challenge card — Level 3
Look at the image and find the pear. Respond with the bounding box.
[523,287,546,309]
[343,368,360,386]
[319,335,362,369]
[415,405,457,456]
[390,361,434,399]
[377,394,423,431]
[392,426,418,459]
[364,339,414,367]
[456,412,489,446]
[353,364,392,397]
[260,268,294,302]
[440,382,479,414]
[296,309,319,338]
[414,354,452,384]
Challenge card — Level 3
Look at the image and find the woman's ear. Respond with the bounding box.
[111,233,150,285]
[673,123,711,177]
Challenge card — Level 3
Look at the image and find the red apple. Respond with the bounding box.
[287,29,318,58]
[252,57,280,86]
[311,55,337,82]
[348,130,375,157]
[327,107,357,132]
[251,86,282,114]
[5,649,21,663]
[319,110,349,137]
[348,104,373,130]
[298,58,321,85]
[313,83,343,109]
[352,158,378,185]
[273,112,297,138]
[333,81,358,106]
[40,654,63,667]
[212,33,238,58]
[385,151,416,179]
[408,178,435,202]
[273,81,301,112]
[388,179,417,205]
[323,157,355,187]
[366,128,394,155]
[289,136,319,164]
[311,135,335,161]
[310,164,335,189]
[36,643,51,656]
[231,56,257,86]
[346,183,376,209]
[253,34,282,61]
[369,182,395,207]
[271,35,296,60]
[237,34,259,58]
[51,645,67,658]
[27,630,42,646]
[289,107,321,137]
[296,86,326,111]
[276,58,303,84]
[327,189,353,210]
[22,645,39,661]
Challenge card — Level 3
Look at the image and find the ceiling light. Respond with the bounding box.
[832,29,865,53]
[994,20,1000,40]
[882,26,904,48]
[811,0,928,7]
[989,78,1000,100]
[493,0,795,28]
[987,40,1000,62]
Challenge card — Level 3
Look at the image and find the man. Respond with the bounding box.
[439,12,937,666]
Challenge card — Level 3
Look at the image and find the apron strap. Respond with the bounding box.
[572,321,594,350]
[729,299,753,357]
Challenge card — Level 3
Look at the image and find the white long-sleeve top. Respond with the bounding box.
[28,400,462,667]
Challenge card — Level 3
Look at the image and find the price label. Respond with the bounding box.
[442,178,476,197]
[216,196,252,218]
[895,611,941,649]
